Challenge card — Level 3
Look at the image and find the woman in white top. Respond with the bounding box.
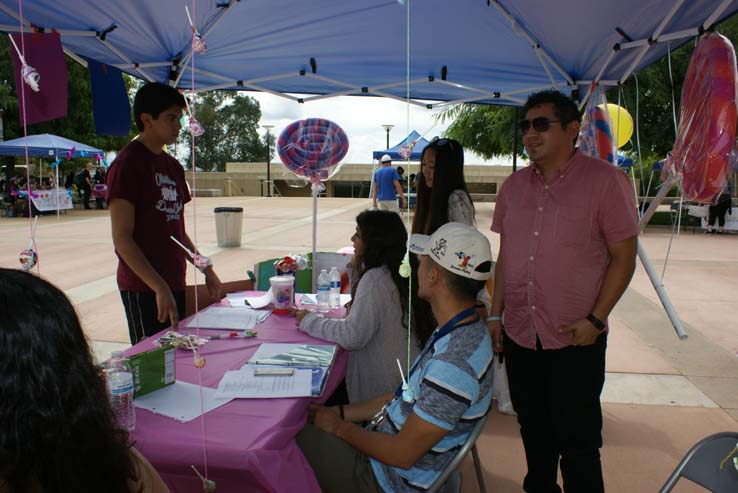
[412,137,476,233]
[410,138,490,336]
[293,210,420,403]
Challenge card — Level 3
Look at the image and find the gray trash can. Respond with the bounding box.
[214,207,243,247]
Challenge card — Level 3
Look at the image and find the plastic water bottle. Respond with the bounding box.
[104,351,136,432]
[329,267,341,308]
[317,269,330,313]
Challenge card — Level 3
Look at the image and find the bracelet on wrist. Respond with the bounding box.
[486,315,502,322]
[586,313,606,331]
[195,256,213,274]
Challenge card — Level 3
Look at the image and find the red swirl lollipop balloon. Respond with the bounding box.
[277,118,349,185]
[664,33,738,203]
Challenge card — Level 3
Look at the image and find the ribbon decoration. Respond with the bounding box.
[8,34,40,92]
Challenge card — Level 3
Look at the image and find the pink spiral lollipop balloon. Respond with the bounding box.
[277,118,349,184]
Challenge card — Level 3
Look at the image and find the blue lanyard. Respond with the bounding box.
[394,306,478,398]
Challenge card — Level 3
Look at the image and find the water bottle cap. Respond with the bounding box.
[111,350,123,359]
[320,269,327,273]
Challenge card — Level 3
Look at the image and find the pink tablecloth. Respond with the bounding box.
[126,296,347,493]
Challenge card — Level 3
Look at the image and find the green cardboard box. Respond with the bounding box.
[129,346,176,398]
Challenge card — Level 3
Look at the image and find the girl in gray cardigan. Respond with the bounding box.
[293,210,420,403]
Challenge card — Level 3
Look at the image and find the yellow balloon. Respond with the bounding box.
[605,103,634,148]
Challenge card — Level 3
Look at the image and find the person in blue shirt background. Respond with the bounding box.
[372,154,406,212]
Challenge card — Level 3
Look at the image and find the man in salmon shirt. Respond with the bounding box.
[487,90,638,493]
[107,83,222,344]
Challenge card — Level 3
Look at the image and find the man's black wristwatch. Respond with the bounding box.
[586,313,606,332]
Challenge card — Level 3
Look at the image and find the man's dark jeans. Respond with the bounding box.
[504,332,607,493]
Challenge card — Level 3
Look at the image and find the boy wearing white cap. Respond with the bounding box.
[298,223,493,493]
[373,154,407,212]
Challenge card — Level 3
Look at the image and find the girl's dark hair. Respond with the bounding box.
[411,138,474,235]
[350,210,422,348]
[0,268,136,493]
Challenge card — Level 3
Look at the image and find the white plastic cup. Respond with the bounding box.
[270,275,295,314]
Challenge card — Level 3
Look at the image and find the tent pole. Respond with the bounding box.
[486,0,573,85]
[639,174,676,229]
[311,186,318,292]
[512,107,519,173]
[56,161,60,219]
[637,240,688,339]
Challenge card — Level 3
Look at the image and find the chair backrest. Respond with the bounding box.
[253,257,313,293]
[254,252,353,294]
[426,413,489,493]
[660,431,738,493]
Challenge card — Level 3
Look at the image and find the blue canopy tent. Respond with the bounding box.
[0,1,736,109]
[372,131,430,162]
[0,134,103,159]
[617,154,634,168]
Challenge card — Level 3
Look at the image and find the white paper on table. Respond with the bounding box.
[226,293,248,307]
[245,289,273,309]
[215,367,313,398]
[300,293,351,305]
[185,306,270,330]
[134,381,233,423]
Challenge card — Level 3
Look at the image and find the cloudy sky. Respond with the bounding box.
[248,92,511,166]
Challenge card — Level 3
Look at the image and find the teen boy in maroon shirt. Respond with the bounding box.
[107,83,222,344]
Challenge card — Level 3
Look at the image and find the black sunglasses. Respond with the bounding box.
[430,137,457,151]
[519,117,562,134]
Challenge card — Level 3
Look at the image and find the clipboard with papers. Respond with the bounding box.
[248,343,337,368]
[240,343,337,397]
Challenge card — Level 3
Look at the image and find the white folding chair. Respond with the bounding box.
[427,413,489,493]
[660,431,738,493]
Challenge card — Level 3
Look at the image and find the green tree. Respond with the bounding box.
[440,104,522,158]
[177,91,263,172]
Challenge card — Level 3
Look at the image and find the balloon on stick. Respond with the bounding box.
[664,32,738,203]
[277,118,349,189]
[579,86,616,164]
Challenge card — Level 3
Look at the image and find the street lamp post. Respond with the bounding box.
[381,124,394,149]
[263,124,274,197]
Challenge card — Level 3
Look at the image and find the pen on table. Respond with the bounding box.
[253,368,294,376]
[207,331,252,340]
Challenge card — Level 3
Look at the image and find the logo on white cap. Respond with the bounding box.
[409,223,492,281]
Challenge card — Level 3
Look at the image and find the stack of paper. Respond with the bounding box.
[249,343,337,367]
[185,306,270,330]
[215,366,314,398]
[134,381,233,422]
[226,293,248,307]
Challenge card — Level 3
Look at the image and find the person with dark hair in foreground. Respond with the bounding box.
[292,209,420,403]
[297,222,493,493]
[489,90,639,492]
[107,82,222,344]
[0,268,168,493]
